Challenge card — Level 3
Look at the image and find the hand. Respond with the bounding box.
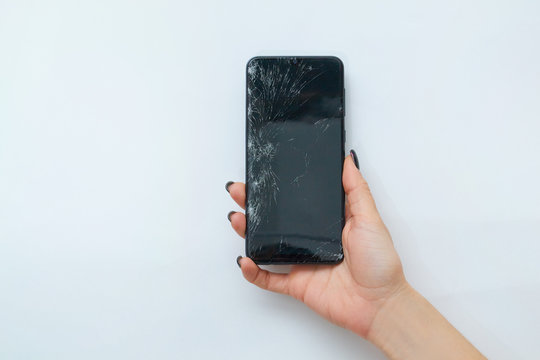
[226,151,407,338]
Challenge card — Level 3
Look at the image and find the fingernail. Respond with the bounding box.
[227,211,236,222]
[225,181,234,193]
[350,149,359,169]
[236,256,242,268]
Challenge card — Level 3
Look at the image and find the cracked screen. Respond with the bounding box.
[245,57,344,264]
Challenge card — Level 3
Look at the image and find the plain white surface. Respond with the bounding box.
[1,0,539,359]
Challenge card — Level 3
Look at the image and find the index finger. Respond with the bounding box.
[227,181,246,210]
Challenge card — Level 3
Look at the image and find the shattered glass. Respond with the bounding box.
[246,57,345,264]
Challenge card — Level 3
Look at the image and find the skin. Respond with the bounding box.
[227,154,486,359]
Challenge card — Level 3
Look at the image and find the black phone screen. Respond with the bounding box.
[245,56,344,264]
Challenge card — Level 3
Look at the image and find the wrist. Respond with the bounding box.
[366,280,416,348]
[365,281,485,360]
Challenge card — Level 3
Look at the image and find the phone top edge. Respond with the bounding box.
[246,56,344,69]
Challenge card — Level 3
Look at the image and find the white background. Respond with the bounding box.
[1,0,539,359]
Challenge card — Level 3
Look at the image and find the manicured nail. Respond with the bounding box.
[225,181,234,193]
[227,211,236,222]
[236,256,242,268]
[350,149,359,169]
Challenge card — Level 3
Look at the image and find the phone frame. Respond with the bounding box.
[244,56,345,265]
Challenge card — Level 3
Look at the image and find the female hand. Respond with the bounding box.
[226,151,406,338]
[227,151,485,359]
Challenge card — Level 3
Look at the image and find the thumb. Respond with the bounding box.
[343,150,380,221]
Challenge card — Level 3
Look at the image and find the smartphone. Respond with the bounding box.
[245,56,345,264]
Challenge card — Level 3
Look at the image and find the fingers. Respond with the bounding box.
[225,181,247,237]
[228,182,289,296]
[237,257,290,295]
[227,182,246,209]
[228,211,246,238]
[342,152,380,222]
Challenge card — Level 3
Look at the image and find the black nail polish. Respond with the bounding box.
[227,211,236,222]
[350,149,359,169]
[236,256,242,268]
[225,181,234,193]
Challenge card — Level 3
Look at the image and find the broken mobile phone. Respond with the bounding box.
[245,56,345,264]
